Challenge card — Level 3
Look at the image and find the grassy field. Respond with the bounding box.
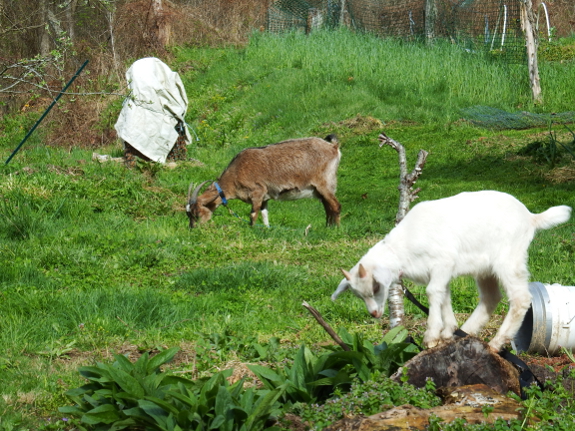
[1,29,575,429]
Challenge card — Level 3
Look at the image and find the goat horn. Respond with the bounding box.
[188,180,212,204]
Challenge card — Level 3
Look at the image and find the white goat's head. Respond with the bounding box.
[332,264,395,318]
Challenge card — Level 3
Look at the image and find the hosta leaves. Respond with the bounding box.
[138,399,170,427]
[58,405,85,415]
[246,364,285,389]
[147,346,179,372]
[61,329,421,431]
[81,404,122,425]
[78,365,113,383]
[109,418,138,431]
[106,365,145,398]
[382,325,409,345]
[113,353,135,374]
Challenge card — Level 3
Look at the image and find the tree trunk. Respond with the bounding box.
[39,0,51,55]
[424,0,437,43]
[65,0,79,43]
[378,133,428,329]
[152,0,170,48]
[520,0,542,104]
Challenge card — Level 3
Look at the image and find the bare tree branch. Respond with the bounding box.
[302,301,351,351]
[378,132,428,225]
[378,132,429,329]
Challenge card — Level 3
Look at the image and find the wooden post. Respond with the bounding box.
[519,0,542,104]
[378,133,428,328]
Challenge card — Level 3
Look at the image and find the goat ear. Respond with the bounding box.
[371,267,394,289]
[341,268,352,281]
[331,278,349,301]
[358,264,368,279]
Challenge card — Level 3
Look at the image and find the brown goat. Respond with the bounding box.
[186,135,341,228]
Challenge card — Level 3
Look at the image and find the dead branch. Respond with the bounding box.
[302,301,351,351]
[378,132,428,225]
[378,132,429,328]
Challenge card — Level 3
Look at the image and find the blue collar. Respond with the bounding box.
[214,181,228,206]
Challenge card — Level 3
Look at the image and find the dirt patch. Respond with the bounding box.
[319,114,386,137]
[542,165,575,183]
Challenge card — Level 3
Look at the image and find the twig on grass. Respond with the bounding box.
[302,301,350,351]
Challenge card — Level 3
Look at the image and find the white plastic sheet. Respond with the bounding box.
[114,57,190,163]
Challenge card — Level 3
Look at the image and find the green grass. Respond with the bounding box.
[1,29,575,429]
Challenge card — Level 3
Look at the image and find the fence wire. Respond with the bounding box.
[268,0,527,62]
[267,0,575,130]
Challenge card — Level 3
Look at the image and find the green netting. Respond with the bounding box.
[461,106,575,130]
[267,0,528,61]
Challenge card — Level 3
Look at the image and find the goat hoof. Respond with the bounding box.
[487,340,504,353]
[425,339,440,349]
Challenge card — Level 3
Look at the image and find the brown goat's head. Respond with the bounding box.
[186,181,214,228]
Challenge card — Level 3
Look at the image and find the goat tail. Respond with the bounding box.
[532,205,572,230]
[324,134,339,145]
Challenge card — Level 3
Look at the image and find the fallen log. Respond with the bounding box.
[324,384,526,431]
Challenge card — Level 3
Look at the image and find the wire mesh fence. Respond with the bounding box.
[267,0,531,62]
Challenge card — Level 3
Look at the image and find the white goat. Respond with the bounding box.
[332,190,571,351]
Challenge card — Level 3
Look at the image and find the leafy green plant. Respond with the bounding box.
[247,326,420,406]
[332,325,420,378]
[298,372,441,430]
[59,347,286,431]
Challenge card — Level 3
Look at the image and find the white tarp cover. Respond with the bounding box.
[114,57,190,163]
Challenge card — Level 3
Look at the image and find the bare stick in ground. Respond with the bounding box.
[378,133,428,328]
[302,301,351,351]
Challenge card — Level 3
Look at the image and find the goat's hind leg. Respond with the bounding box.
[460,275,501,336]
[315,187,341,226]
[488,268,531,352]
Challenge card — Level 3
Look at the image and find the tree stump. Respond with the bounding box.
[391,336,521,396]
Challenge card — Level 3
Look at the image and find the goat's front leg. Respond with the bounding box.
[461,275,501,336]
[248,189,267,227]
[440,288,459,340]
[424,276,452,348]
[249,202,261,226]
[261,201,270,227]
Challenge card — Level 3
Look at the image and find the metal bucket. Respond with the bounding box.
[512,282,575,355]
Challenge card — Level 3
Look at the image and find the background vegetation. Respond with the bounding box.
[1,11,575,431]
